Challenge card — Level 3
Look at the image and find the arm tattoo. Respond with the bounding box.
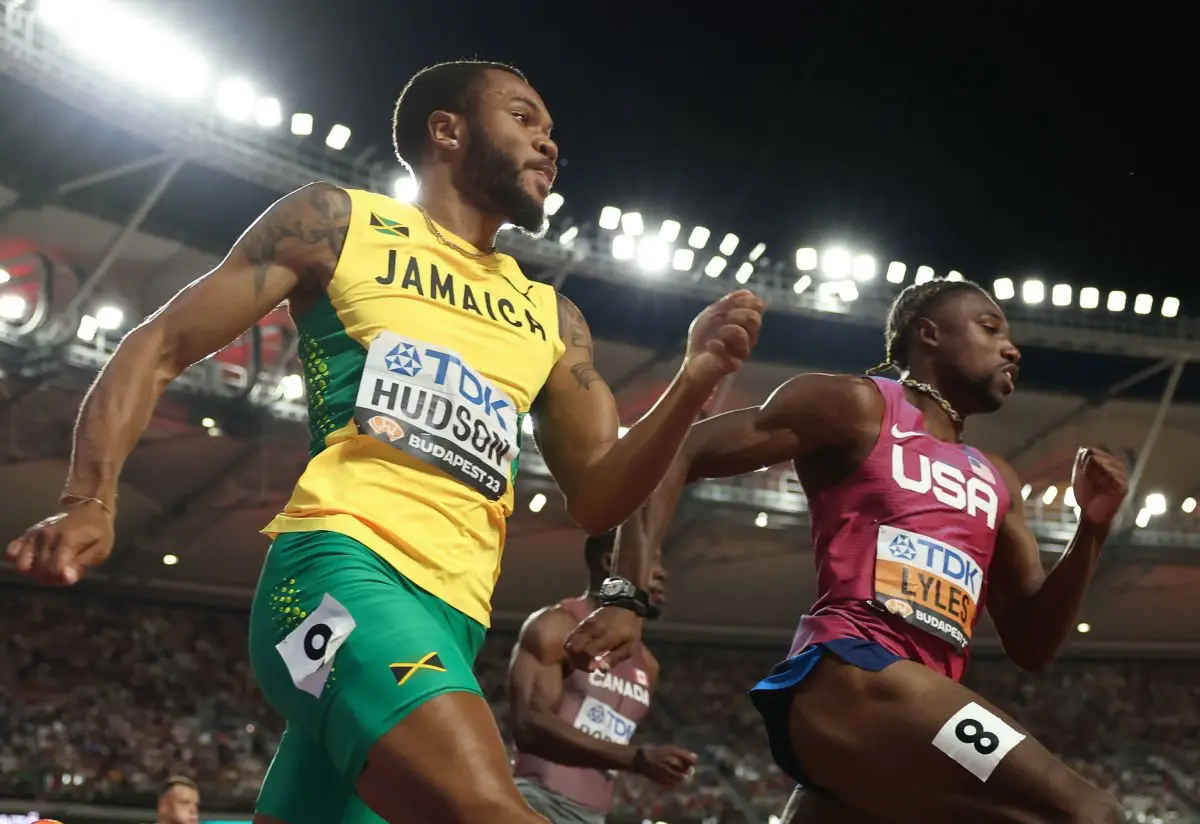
[241,184,350,296]
[558,294,601,391]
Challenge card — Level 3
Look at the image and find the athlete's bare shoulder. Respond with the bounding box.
[238,181,351,295]
[767,372,884,433]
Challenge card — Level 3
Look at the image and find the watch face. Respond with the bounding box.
[602,578,631,598]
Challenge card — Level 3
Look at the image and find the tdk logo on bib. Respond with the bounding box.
[887,534,918,562]
[356,331,519,500]
[385,342,422,377]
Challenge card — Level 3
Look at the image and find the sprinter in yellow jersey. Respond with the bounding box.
[9,61,764,824]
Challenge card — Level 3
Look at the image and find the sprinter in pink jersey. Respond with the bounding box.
[509,531,696,824]
[567,279,1130,824]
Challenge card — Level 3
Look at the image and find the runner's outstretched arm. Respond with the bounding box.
[7,182,349,585]
[568,374,873,668]
[985,449,1128,672]
[509,607,696,781]
[532,290,764,535]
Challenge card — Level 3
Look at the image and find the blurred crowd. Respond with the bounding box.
[2,587,1197,824]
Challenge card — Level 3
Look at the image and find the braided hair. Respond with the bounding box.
[866,278,992,376]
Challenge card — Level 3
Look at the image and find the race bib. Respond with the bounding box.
[873,525,983,651]
[355,331,519,501]
[572,696,638,746]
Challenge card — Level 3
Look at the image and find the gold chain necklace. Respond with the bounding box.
[898,378,963,426]
[414,204,496,262]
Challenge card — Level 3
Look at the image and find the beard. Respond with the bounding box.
[460,122,548,237]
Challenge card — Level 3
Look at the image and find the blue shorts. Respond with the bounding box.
[748,637,904,788]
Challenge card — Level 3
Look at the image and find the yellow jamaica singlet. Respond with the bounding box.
[263,188,564,625]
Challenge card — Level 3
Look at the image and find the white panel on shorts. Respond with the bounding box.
[275,593,357,698]
[931,701,1026,782]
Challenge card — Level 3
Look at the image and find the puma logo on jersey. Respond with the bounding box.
[891,444,999,529]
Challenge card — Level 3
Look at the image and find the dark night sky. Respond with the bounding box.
[130,0,1198,298]
[6,1,1200,400]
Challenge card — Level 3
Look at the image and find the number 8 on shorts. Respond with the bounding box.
[932,702,1026,782]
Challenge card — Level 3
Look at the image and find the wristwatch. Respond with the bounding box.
[597,576,652,618]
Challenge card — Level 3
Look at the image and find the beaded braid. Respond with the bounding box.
[866,278,990,375]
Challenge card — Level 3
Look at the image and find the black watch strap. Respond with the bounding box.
[598,587,651,618]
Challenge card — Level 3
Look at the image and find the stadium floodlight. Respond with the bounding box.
[734,262,754,284]
[599,206,621,230]
[659,220,681,242]
[529,493,547,513]
[1079,286,1100,309]
[95,305,124,331]
[0,267,9,284]
[162,553,179,566]
[635,237,670,273]
[1041,486,1057,505]
[822,247,852,279]
[1050,283,1072,307]
[1183,496,1197,514]
[201,416,216,429]
[672,248,695,271]
[1076,622,1091,634]
[946,270,964,282]
[543,192,564,216]
[39,0,210,101]
[255,97,283,129]
[291,113,314,136]
[76,315,99,342]
[839,281,860,302]
[886,262,906,284]
[612,235,635,261]
[688,226,711,249]
[280,374,304,401]
[1024,282,1052,306]
[1145,492,1167,516]
[621,212,645,237]
[993,277,1015,301]
[1133,293,1153,315]
[1020,484,1031,501]
[1161,296,1180,318]
[755,512,769,528]
[793,274,813,295]
[1106,290,1127,312]
[558,226,579,246]
[852,254,877,282]
[216,78,256,121]
[719,233,740,256]
[914,265,935,284]
[393,175,419,203]
[1135,508,1151,528]
[325,124,352,151]
[704,256,727,278]
[0,294,27,321]
[795,248,818,271]
[749,242,767,262]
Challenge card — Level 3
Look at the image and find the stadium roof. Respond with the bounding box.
[3,1,1200,655]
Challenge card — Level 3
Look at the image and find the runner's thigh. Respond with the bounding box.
[255,725,356,824]
[788,656,1123,824]
[356,690,548,824]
